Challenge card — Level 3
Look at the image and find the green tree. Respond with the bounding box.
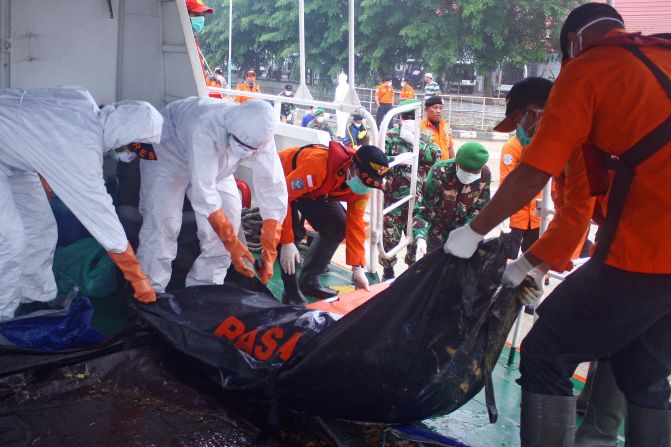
[199,0,582,94]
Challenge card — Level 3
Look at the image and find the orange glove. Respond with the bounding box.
[208,208,254,278]
[257,219,282,284]
[107,243,156,303]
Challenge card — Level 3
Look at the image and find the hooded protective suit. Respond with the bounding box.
[0,87,163,320]
[138,99,287,291]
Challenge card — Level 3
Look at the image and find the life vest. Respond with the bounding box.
[290,141,355,198]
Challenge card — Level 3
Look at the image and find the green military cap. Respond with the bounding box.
[455,142,489,171]
[400,98,420,107]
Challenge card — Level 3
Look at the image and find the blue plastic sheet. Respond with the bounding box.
[0,293,105,351]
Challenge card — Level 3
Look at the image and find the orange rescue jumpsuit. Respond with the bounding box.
[421,117,454,160]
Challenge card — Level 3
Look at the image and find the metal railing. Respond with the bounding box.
[354,87,506,132]
[368,102,423,273]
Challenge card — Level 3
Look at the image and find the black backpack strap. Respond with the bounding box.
[291,144,326,170]
[592,46,671,262]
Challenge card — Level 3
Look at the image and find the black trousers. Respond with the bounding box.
[375,103,393,128]
[519,260,671,409]
[508,226,540,259]
[291,198,346,244]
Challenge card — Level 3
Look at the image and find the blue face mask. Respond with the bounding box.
[191,16,205,33]
[346,176,372,195]
[516,124,532,148]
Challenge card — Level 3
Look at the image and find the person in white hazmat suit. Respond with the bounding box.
[137,99,288,291]
[0,86,163,321]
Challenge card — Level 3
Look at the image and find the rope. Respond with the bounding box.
[241,207,263,253]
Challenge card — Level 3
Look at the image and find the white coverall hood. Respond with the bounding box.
[223,100,276,149]
[100,101,163,151]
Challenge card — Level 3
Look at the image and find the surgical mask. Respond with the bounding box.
[191,16,205,33]
[346,176,372,195]
[228,134,253,159]
[516,124,532,147]
[400,119,416,144]
[316,116,326,123]
[567,17,624,59]
[456,166,481,185]
[401,81,406,87]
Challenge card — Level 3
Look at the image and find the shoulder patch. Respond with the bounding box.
[290,178,304,191]
[503,154,514,166]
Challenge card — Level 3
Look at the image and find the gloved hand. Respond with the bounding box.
[279,243,300,275]
[415,238,427,260]
[352,266,370,291]
[518,268,545,307]
[207,209,254,278]
[107,243,156,303]
[257,219,282,285]
[358,130,368,139]
[443,224,484,259]
[500,218,511,234]
[502,254,534,288]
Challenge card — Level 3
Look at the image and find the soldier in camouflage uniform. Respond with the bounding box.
[380,99,442,279]
[411,142,491,260]
[307,108,336,140]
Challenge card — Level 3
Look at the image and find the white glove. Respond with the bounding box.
[500,218,511,234]
[415,238,427,260]
[279,243,300,275]
[518,268,545,307]
[444,224,484,259]
[502,254,533,288]
[352,266,370,291]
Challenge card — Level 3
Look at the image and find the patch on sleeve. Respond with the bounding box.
[503,154,514,166]
[290,178,304,190]
[306,175,314,188]
[354,198,367,210]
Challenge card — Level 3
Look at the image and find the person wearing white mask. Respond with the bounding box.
[0,87,163,320]
[306,108,336,140]
[137,99,288,292]
[412,142,490,262]
[379,99,441,280]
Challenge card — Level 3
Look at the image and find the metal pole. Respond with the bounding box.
[227,0,233,87]
[299,0,306,86]
[348,0,355,87]
[607,0,615,6]
[481,97,486,131]
[507,308,525,366]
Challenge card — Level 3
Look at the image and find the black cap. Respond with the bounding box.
[424,95,443,108]
[354,145,390,190]
[352,114,363,121]
[560,3,624,62]
[384,75,393,82]
[493,77,553,133]
[284,84,293,90]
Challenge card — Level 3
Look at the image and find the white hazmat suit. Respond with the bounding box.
[138,99,288,291]
[0,87,163,320]
[334,72,349,138]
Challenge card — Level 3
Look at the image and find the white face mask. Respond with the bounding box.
[401,81,406,87]
[228,134,254,159]
[316,116,326,123]
[399,119,416,144]
[456,166,481,185]
[568,17,625,59]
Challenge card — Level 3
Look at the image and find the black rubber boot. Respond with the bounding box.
[624,401,671,447]
[298,235,340,299]
[575,361,625,447]
[281,271,310,305]
[520,391,576,447]
[382,266,395,281]
[577,361,597,415]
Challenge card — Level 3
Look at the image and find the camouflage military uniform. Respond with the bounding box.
[379,127,442,268]
[307,118,336,140]
[410,160,491,259]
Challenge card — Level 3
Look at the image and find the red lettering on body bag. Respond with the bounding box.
[213,316,303,362]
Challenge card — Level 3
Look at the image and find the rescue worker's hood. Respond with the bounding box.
[224,100,275,149]
[100,100,163,151]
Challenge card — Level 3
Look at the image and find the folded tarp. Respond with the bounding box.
[136,238,521,423]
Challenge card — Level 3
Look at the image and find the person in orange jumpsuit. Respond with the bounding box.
[496,81,549,259]
[420,96,455,160]
[235,69,261,103]
[375,75,394,127]
[277,143,389,304]
[444,4,671,445]
[399,79,415,100]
